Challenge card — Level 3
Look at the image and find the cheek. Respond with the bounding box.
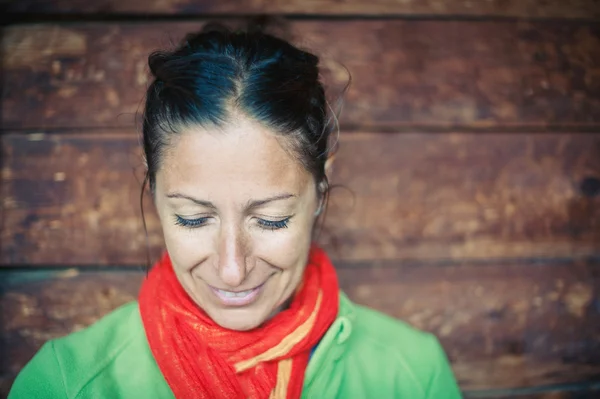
[253,215,314,271]
[157,211,212,272]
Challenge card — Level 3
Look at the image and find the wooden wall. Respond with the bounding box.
[1,1,600,398]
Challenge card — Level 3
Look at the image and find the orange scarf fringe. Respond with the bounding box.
[139,246,339,399]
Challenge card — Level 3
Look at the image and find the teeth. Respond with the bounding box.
[217,288,253,298]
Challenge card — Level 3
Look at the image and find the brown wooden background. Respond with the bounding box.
[1,1,600,398]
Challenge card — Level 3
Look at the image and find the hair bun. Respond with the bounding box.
[245,16,292,42]
[148,51,170,79]
[246,15,271,34]
[200,21,231,34]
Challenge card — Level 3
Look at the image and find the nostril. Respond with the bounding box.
[579,177,600,198]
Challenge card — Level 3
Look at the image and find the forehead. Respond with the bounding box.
[157,118,312,196]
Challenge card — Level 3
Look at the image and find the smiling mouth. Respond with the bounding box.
[210,283,265,306]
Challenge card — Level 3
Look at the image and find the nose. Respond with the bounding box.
[217,225,248,288]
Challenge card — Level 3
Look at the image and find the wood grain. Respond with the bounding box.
[1,260,599,394]
[3,20,600,131]
[2,131,599,265]
[3,0,600,19]
[323,132,600,261]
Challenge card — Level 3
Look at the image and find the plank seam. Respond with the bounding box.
[3,13,600,24]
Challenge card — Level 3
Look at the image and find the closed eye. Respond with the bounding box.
[257,216,292,231]
[175,215,210,228]
[174,215,293,230]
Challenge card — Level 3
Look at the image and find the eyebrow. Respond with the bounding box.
[166,193,216,208]
[166,192,296,209]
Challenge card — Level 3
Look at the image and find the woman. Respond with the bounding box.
[9,23,462,399]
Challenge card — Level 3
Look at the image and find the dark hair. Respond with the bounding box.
[141,22,335,198]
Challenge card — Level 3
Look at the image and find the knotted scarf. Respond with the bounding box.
[138,246,339,399]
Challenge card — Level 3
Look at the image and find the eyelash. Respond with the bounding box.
[174,215,291,231]
[257,217,290,230]
[175,215,209,228]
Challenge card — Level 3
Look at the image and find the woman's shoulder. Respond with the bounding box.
[52,301,143,365]
[341,292,440,355]
[8,302,171,399]
[338,293,462,398]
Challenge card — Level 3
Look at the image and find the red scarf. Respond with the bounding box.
[139,246,339,399]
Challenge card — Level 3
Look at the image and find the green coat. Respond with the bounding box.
[9,293,463,399]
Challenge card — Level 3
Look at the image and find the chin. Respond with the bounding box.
[209,307,269,331]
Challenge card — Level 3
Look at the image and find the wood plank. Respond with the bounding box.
[3,0,600,19]
[1,260,599,393]
[323,132,600,261]
[1,132,156,265]
[2,131,599,265]
[3,20,600,131]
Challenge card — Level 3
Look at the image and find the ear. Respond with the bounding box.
[315,155,334,217]
[314,194,325,217]
[324,153,335,178]
[141,154,149,175]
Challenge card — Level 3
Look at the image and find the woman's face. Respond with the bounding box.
[153,116,320,331]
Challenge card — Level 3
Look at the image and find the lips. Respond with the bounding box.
[210,283,264,306]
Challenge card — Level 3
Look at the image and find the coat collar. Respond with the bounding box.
[302,291,355,397]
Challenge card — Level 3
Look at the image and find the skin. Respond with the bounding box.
[153,115,322,331]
